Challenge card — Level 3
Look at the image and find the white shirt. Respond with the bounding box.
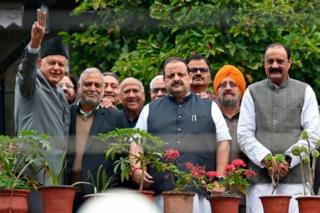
[237,84,320,168]
[135,100,232,143]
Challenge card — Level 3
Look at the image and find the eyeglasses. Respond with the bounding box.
[189,67,209,74]
[57,83,74,89]
[219,81,238,89]
[151,87,167,94]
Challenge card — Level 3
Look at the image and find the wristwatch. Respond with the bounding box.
[285,155,292,165]
[215,176,225,182]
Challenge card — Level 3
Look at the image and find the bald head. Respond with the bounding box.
[119,77,145,119]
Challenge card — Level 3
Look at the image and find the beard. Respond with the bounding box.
[218,93,240,108]
[220,98,237,107]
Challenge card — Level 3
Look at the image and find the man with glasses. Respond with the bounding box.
[238,43,320,213]
[186,54,214,99]
[150,75,167,101]
[57,73,78,104]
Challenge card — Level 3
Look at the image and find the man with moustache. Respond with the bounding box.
[67,68,128,210]
[150,75,167,101]
[14,9,70,213]
[119,77,145,127]
[186,54,215,99]
[213,65,246,161]
[213,65,247,213]
[131,57,231,213]
[237,43,320,213]
[101,72,120,107]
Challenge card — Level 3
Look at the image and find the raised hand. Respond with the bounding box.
[30,9,47,48]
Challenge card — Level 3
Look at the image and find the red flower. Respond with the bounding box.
[224,164,236,173]
[184,162,194,170]
[231,159,247,168]
[185,162,206,178]
[191,170,201,178]
[243,169,256,177]
[165,149,180,161]
[206,171,218,178]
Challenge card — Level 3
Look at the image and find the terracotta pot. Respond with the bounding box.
[209,195,241,213]
[163,191,195,213]
[296,196,320,213]
[138,190,155,202]
[260,195,291,213]
[0,189,30,213]
[39,186,77,213]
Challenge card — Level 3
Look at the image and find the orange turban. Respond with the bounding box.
[213,65,246,97]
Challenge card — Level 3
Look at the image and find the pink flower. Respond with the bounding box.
[231,159,247,168]
[165,149,180,161]
[243,169,256,177]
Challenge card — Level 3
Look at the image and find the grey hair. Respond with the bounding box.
[149,75,164,89]
[79,67,103,85]
[120,77,144,92]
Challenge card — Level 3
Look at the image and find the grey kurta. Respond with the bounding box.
[14,48,70,185]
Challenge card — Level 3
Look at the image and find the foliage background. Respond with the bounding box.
[60,0,320,100]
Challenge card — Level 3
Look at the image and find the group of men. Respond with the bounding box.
[14,9,320,213]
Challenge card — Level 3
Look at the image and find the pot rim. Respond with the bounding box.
[259,195,292,199]
[162,191,195,196]
[38,185,77,190]
[209,194,241,199]
[296,195,320,199]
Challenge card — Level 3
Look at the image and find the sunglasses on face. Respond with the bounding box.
[189,67,210,74]
[151,87,167,94]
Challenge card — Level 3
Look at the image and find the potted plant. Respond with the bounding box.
[259,154,292,213]
[81,164,117,199]
[38,151,77,213]
[97,128,165,200]
[158,149,195,213]
[186,159,256,213]
[291,130,320,212]
[0,130,49,213]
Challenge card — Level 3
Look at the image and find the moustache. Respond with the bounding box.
[270,67,282,73]
[193,76,204,81]
[171,80,183,87]
[223,92,235,97]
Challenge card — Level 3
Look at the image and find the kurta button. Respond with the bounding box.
[177,128,181,132]
[178,115,182,118]
[177,141,181,144]
[179,105,182,108]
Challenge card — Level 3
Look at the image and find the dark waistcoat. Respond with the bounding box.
[147,93,216,194]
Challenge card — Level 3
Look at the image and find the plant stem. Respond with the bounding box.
[299,155,306,195]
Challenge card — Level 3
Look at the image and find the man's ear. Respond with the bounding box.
[288,59,292,70]
[37,58,42,68]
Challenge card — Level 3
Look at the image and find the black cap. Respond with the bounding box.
[40,37,68,59]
